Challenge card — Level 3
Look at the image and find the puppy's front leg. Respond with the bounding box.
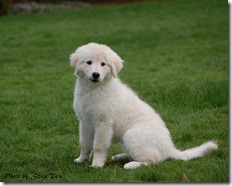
[74,121,94,164]
[91,125,113,168]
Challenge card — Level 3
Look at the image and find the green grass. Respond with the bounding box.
[0,0,228,182]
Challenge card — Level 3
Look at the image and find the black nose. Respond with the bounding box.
[92,72,100,79]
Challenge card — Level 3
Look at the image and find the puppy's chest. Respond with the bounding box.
[77,91,114,120]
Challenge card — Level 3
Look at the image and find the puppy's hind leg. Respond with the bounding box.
[112,153,133,163]
[124,161,150,170]
[122,128,163,170]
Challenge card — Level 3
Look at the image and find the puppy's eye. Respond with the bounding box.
[86,61,92,65]
[101,62,106,66]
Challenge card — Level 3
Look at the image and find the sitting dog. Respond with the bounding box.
[69,42,218,170]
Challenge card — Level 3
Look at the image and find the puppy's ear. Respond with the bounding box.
[107,48,124,78]
[70,52,78,69]
[70,45,85,75]
[69,52,79,76]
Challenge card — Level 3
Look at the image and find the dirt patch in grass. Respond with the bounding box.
[9,0,142,14]
[85,0,140,4]
[10,2,89,14]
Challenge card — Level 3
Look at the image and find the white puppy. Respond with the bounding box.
[70,42,218,170]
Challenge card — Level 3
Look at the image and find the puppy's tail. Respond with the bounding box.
[171,141,218,161]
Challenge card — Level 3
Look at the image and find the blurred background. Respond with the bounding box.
[1,0,145,15]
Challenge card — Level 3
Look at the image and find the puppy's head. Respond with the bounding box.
[70,42,124,83]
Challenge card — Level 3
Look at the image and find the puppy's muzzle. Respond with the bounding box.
[90,72,100,83]
[92,72,100,80]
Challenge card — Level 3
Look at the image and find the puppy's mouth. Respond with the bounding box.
[89,79,99,83]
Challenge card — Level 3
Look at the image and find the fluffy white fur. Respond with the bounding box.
[70,42,218,170]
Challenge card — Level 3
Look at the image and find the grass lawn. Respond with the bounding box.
[0,0,228,183]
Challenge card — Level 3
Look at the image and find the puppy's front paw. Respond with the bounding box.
[74,157,88,164]
[91,162,105,168]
